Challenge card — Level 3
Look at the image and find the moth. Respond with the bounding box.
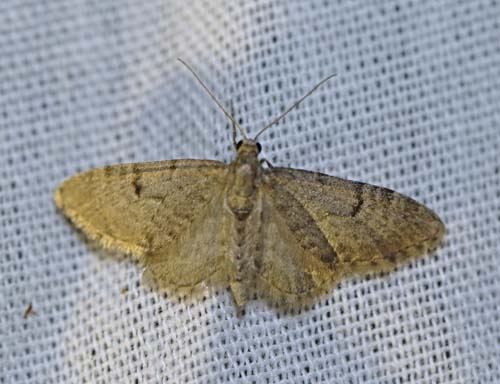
[54,60,445,310]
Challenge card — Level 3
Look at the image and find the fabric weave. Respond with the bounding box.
[1,1,499,383]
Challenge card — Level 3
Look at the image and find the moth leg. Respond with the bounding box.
[260,158,273,168]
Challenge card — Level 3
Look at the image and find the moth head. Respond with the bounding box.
[236,139,262,155]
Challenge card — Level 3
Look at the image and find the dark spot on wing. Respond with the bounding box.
[385,253,397,263]
[104,165,113,177]
[319,247,338,268]
[132,178,142,197]
[350,183,364,217]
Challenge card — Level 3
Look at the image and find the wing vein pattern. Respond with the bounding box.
[55,159,229,291]
[260,167,445,300]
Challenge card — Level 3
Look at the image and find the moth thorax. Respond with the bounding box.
[234,164,257,197]
[226,164,259,220]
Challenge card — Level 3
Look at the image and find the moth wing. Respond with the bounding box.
[256,181,341,303]
[142,183,230,291]
[54,159,228,260]
[263,167,445,278]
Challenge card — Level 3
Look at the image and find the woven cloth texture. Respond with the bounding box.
[1,1,499,383]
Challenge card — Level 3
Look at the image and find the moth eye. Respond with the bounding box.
[256,142,262,153]
[236,140,243,150]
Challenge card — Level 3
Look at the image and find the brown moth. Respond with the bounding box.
[54,60,445,310]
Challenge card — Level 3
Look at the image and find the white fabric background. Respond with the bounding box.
[1,1,499,383]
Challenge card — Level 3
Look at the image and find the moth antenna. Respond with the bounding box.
[178,58,248,140]
[254,73,336,140]
[230,101,238,150]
